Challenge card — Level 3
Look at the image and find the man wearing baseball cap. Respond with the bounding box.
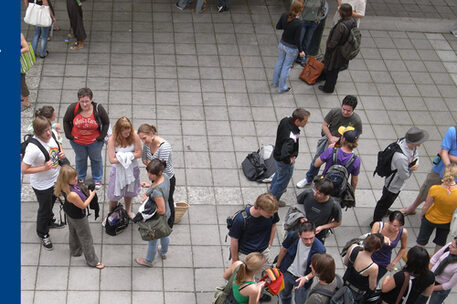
[371,127,429,226]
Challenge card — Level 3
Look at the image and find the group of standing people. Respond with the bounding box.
[21,87,176,269]
[274,0,366,94]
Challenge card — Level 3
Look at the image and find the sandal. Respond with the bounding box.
[54,25,61,31]
[39,51,49,58]
[135,257,153,268]
[158,246,166,260]
[95,262,105,269]
[70,41,84,50]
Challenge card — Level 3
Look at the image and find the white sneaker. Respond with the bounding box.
[296,178,310,189]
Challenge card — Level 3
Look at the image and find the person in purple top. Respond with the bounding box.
[370,211,408,281]
[313,127,360,191]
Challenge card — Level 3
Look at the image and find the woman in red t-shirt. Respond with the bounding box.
[63,88,110,189]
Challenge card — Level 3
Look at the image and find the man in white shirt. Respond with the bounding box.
[21,116,66,250]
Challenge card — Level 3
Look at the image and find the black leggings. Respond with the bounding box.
[33,186,57,238]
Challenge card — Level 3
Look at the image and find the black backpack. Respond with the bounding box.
[241,145,276,183]
[324,148,356,198]
[21,132,59,161]
[373,139,404,178]
[105,204,130,236]
[225,205,252,254]
[308,275,354,304]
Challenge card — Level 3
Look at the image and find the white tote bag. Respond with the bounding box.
[24,0,52,27]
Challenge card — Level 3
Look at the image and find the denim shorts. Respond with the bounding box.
[416,217,450,246]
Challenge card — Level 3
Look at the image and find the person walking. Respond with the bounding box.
[269,108,310,206]
[66,0,87,50]
[273,0,305,93]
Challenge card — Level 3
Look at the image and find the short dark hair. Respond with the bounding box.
[363,234,382,252]
[298,221,315,234]
[146,158,166,176]
[342,95,357,110]
[311,253,335,283]
[77,88,93,100]
[292,108,311,122]
[314,177,334,196]
[388,211,405,226]
[339,3,353,19]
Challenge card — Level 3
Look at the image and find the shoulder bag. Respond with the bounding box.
[24,0,52,27]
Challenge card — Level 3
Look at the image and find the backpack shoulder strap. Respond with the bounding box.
[73,102,80,116]
[29,138,50,162]
[51,131,61,152]
[344,153,357,169]
[395,272,410,304]
[348,245,362,267]
[225,264,242,293]
[332,147,338,165]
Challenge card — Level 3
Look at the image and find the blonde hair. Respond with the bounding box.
[54,165,78,196]
[235,252,266,285]
[442,164,457,185]
[113,116,135,147]
[254,193,279,213]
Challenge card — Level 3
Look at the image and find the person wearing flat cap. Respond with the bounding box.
[371,127,429,226]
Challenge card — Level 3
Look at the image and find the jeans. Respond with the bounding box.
[33,186,57,238]
[280,271,309,304]
[146,236,169,264]
[273,42,299,92]
[269,160,294,201]
[305,136,329,183]
[300,21,319,58]
[176,0,192,9]
[429,288,451,304]
[371,187,400,226]
[308,16,327,56]
[70,140,104,183]
[32,26,50,58]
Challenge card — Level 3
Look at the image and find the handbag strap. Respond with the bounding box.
[224,264,242,293]
[395,272,410,304]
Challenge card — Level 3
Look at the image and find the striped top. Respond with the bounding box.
[142,141,174,179]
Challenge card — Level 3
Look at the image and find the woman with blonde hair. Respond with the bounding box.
[54,165,104,269]
[106,116,142,219]
[222,252,266,304]
[417,164,457,254]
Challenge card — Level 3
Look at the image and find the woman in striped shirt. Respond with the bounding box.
[137,124,176,228]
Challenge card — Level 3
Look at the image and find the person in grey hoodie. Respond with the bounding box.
[296,0,326,65]
[371,127,429,226]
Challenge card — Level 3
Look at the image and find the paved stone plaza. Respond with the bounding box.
[21,0,457,303]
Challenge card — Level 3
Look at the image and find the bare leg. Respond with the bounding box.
[400,195,422,215]
[109,200,118,213]
[124,197,135,219]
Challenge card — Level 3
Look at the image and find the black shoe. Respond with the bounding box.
[318,85,332,93]
[259,294,272,302]
[41,235,53,251]
[175,1,184,10]
[218,5,228,12]
[49,221,65,229]
[279,87,291,93]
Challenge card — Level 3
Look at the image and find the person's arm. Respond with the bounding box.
[276,247,287,268]
[344,244,356,266]
[153,195,166,215]
[388,229,408,271]
[107,136,119,164]
[276,14,284,30]
[67,190,95,209]
[381,273,396,293]
[368,265,379,290]
[280,139,296,164]
[142,144,150,166]
[392,152,411,182]
[327,23,344,50]
[351,0,366,19]
[313,156,324,168]
[316,220,341,235]
[21,160,53,174]
[132,132,143,159]
[21,33,29,54]
[269,223,276,246]
[248,284,264,304]
[420,195,434,218]
[322,121,339,145]
[95,104,110,141]
[419,283,434,299]
[63,104,76,140]
[440,148,457,165]
[41,0,55,21]
[230,237,240,263]
[351,175,358,190]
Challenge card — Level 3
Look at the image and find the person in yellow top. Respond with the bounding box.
[417,165,457,254]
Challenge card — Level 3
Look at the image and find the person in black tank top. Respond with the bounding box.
[54,165,105,269]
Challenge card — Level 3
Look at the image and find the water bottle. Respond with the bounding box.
[108,212,119,225]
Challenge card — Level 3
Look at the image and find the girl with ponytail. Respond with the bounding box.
[222,252,266,303]
[135,158,172,267]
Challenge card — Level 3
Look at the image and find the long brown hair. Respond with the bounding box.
[113,116,135,147]
[287,0,304,22]
[54,165,78,196]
